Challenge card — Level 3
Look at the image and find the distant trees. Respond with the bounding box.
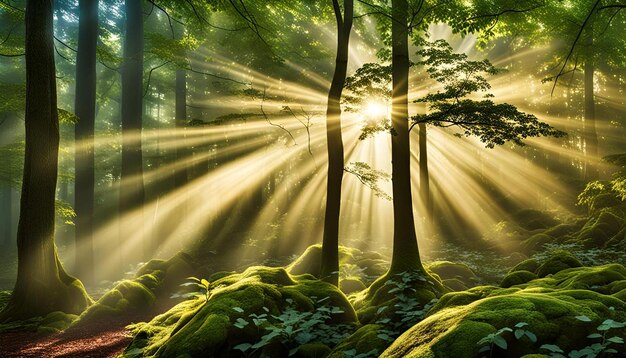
[74,0,99,285]
[119,0,147,257]
[320,0,354,286]
[0,0,91,322]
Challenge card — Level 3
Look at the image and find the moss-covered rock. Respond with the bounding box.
[510,259,540,274]
[286,245,389,286]
[522,233,555,252]
[37,311,79,333]
[501,271,538,288]
[328,324,389,358]
[340,278,366,295]
[381,272,626,357]
[426,261,476,283]
[512,209,559,231]
[536,251,582,278]
[124,266,357,357]
[442,278,469,292]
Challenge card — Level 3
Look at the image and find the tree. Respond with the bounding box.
[119,0,147,258]
[0,0,91,322]
[319,0,354,287]
[74,0,98,285]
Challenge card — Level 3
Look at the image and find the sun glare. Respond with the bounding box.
[364,100,389,118]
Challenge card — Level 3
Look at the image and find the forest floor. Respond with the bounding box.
[0,315,143,357]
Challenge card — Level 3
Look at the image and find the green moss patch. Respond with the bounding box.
[286,245,388,286]
[123,266,357,357]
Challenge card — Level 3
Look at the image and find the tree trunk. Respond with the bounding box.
[174,69,188,189]
[584,27,598,180]
[0,0,91,322]
[119,0,146,259]
[0,187,11,246]
[320,0,353,286]
[389,0,425,274]
[73,0,98,285]
[418,123,432,233]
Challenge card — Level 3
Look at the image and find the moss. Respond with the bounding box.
[294,343,332,358]
[351,270,445,325]
[380,286,626,358]
[511,259,540,274]
[501,271,538,288]
[74,279,156,325]
[426,261,476,283]
[512,209,558,230]
[442,278,469,292]
[328,324,389,358]
[340,278,366,295]
[208,271,235,282]
[287,244,389,286]
[536,251,582,278]
[522,233,554,252]
[124,266,357,357]
[543,223,580,238]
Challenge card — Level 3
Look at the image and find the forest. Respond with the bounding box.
[0,0,625,357]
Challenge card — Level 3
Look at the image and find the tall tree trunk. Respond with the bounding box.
[320,0,353,287]
[73,0,98,285]
[0,187,11,246]
[584,26,598,180]
[174,69,188,189]
[0,0,91,322]
[418,123,432,233]
[389,0,425,274]
[119,0,146,259]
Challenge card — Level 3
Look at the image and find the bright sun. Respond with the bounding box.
[364,100,388,118]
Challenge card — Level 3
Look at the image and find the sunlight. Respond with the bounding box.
[364,99,389,119]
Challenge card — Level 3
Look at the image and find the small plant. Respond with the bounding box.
[567,315,625,358]
[232,297,353,357]
[171,277,211,302]
[477,322,537,357]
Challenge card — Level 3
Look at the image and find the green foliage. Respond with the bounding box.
[344,162,391,200]
[412,39,565,148]
[477,322,537,356]
[232,296,351,357]
[174,277,211,302]
[55,199,76,226]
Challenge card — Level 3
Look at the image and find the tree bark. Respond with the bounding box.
[0,187,11,246]
[418,123,432,232]
[74,0,98,285]
[320,0,353,286]
[0,0,91,322]
[119,0,146,259]
[389,0,425,274]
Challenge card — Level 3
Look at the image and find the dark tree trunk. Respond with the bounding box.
[0,187,11,246]
[74,0,98,285]
[389,0,425,274]
[119,0,146,259]
[0,0,91,322]
[320,0,353,286]
[418,123,432,232]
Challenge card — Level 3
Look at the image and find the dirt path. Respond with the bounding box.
[0,319,134,358]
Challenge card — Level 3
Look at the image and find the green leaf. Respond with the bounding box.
[200,279,209,287]
[524,331,537,343]
[125,348,143,357]
[493,335,508,350]
[232,307,244,313]
[575,315,592,322]
[514,329,524,340]
[514,322,528,328]
[586,333,602,339]
[58,108,79,124]
[540,344,564,353]
[233,343,252,352]
[607,336,624,344]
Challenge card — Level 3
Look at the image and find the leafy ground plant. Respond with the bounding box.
[232,297,353,357]
[477,322,537,357]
